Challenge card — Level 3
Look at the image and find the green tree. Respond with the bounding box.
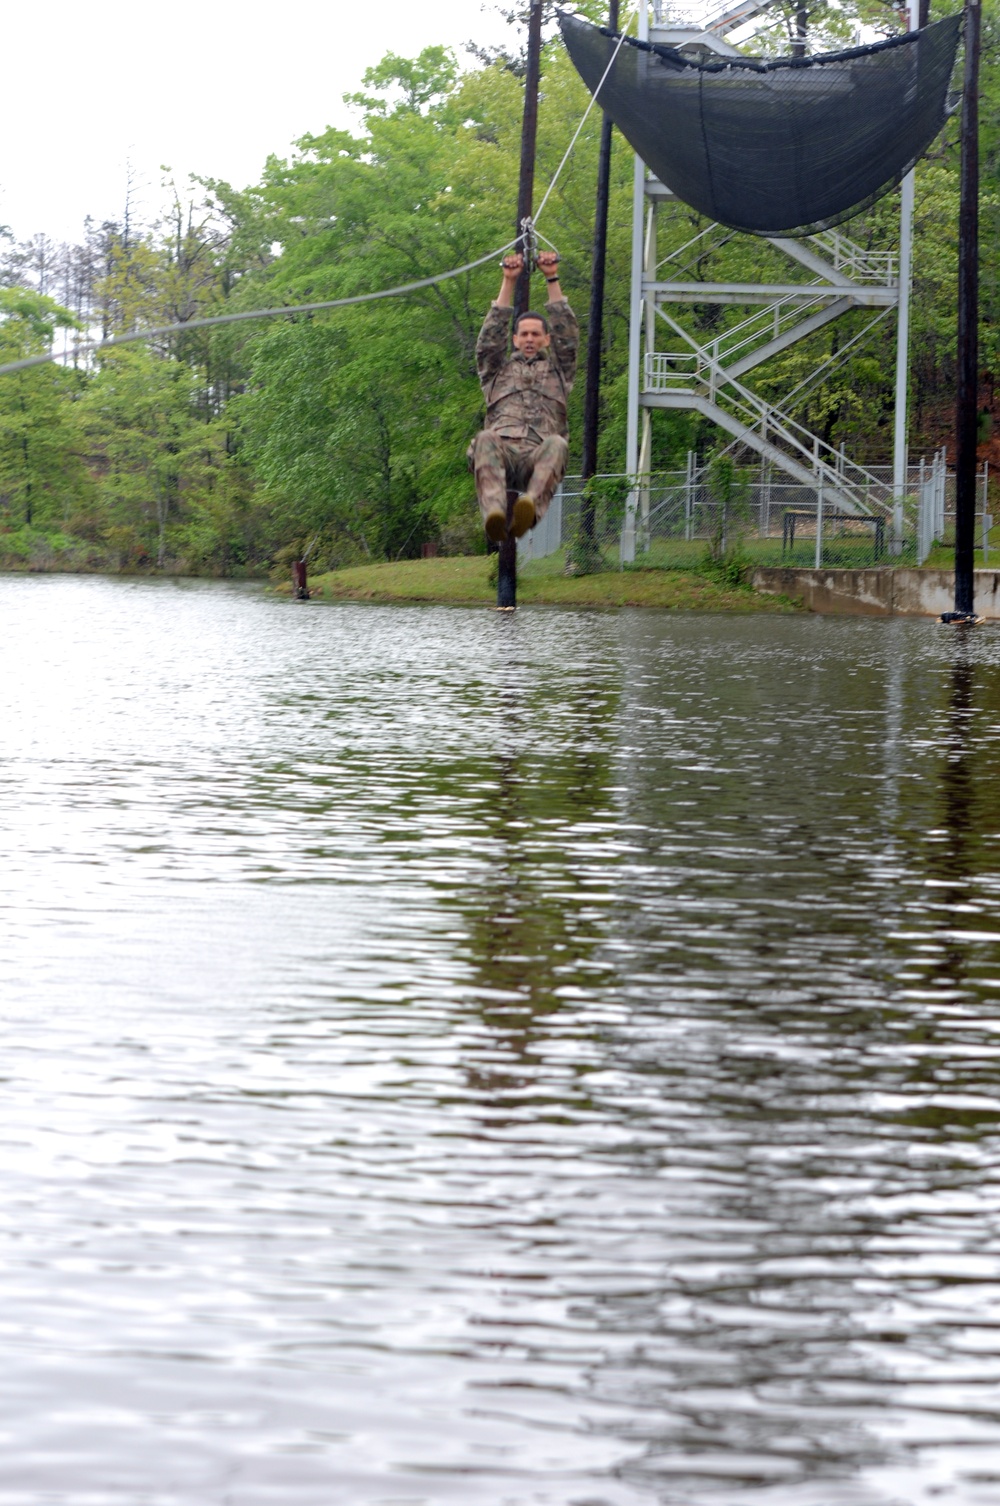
[79,347,231,568]
[0,289,87,530]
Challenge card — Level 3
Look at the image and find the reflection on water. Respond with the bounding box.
[1,576,999,1505]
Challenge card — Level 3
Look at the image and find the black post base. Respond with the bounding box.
[939,611,984,625]
[496,489,518,610]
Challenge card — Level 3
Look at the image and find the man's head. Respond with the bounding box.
[512,311,551,358]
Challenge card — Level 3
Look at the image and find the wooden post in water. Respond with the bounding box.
[292,558,310,600]
[581,0,619,550]
[946,0,981,621]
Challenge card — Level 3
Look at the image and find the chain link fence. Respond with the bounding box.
[516,457,995,576]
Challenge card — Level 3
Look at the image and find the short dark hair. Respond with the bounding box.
[513,311,549,334]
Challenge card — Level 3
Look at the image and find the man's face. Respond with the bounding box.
[512,318,550,358]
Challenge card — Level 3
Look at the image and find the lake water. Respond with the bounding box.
[1,575,999,1505]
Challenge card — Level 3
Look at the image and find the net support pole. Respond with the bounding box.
[892,173,914,551]
[892,0,920,555]
[622,0,649,565]
[501,0,544,610]
[581,0,619,548]
[514,0,543,322]
[952,0,980,619]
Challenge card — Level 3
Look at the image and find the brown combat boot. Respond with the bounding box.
[511,495,536,539]
[484,508,508,544]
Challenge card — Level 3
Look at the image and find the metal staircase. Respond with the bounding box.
[640,227,899,516]
[623,0,913,560]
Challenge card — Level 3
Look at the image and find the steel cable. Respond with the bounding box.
[0,237,523,378]
[0,13,635,382]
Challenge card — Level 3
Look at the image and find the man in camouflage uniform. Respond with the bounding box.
[469,249,579,543]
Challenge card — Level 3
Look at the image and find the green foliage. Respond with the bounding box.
[345,47,459,116]
[79,348,232,569]
[568,473,631,574]
[700,545,754,590]
[0,289,88,530]
[702,452,753,575]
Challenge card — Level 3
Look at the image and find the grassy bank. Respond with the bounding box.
[302,556,803,611]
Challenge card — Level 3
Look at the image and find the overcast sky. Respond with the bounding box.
[0,0,515,246]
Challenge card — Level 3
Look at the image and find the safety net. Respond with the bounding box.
[559,10,961,236]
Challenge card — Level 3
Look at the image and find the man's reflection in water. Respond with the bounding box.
[445,670,622,1095]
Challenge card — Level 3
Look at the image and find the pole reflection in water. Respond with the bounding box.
[938,651,984,875]
[904,642,1000,1000]
[929,652,980,993]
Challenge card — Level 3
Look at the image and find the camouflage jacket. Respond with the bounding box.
[475,298,579,445]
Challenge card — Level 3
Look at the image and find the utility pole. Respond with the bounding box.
[892,0,920,554]
[514,0,544,319]
[580,0,619,550]
[499,0,544,610]
[946,0,980,621]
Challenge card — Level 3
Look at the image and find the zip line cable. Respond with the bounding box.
[0,11,635,381]
[0,237,521,379]
[533,8,635,223]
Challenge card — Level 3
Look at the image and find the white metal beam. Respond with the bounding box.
[767,237,862,287]
[645,281,897,306]
[649,27,743,54]
[703,0,774,33]
[622,0,650,563]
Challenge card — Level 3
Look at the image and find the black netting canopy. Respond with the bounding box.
[559,11,961,236]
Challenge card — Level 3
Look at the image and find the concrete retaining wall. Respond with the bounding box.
[753,568,1000,619]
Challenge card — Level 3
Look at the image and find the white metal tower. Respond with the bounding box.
[622,0,918,559]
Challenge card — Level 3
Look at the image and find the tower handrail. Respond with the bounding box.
[645,345,894,513]
[702,285,836,367]
[807,229,897,286]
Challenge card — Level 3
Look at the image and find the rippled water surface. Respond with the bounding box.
[2,575,1000,1505]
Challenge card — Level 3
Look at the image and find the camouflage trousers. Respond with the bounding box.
[468,430,569,526]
